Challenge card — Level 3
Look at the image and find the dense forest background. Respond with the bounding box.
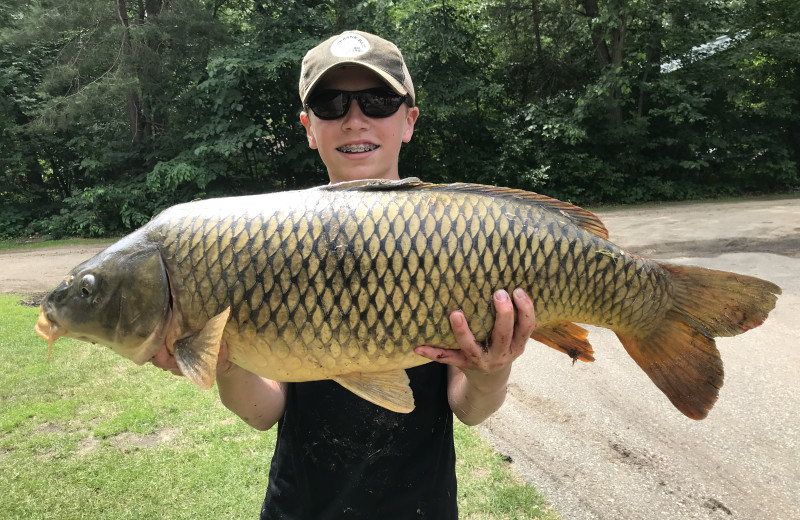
[1,0,798,238]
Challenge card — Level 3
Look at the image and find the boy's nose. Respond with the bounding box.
[341,101,370,129]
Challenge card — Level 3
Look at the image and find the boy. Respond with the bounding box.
[152,31,536,519]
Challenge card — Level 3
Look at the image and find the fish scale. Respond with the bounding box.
[35,178,781,419]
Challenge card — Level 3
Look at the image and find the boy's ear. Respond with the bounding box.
[300,111,318,149]
[402,106,420,143]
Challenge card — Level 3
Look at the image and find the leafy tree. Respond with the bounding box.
[1,0,232,236]
[1,0,798,238]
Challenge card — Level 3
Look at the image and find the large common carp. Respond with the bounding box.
[35,178,781,419]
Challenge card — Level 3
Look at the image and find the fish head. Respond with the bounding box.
[35,236,171,365]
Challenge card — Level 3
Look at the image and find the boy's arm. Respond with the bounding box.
[151,341,286,431]
[414,289,536,425]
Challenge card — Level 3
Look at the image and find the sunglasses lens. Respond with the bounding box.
[307,89,407,120]
[359,89,407,118]
[307,91,349,119]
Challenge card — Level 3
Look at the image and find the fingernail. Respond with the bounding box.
[495,290,509,302]
[513,288,527,299]
[451,311,464,326]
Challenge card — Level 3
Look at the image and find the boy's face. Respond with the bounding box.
[301,66,419,184]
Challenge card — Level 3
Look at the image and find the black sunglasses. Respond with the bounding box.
[305,88,411,120]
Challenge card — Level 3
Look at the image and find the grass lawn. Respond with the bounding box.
[0,294,559,519]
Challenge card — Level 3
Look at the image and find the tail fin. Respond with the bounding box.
[616,264,781,420]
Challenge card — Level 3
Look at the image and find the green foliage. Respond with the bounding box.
[2,0,799,238]
[29,181,154,238]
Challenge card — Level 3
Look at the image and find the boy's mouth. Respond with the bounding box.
[337,144,378,154]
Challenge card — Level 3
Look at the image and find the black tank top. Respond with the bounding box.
[260,363,458,519]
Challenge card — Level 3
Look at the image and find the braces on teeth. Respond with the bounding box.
[339,144,378,153]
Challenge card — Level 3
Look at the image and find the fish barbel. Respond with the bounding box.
[34,179,781,419]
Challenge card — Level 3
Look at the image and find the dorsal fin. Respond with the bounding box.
[321,178,609,239]
[439,183,608,238]
[320,177,426,191]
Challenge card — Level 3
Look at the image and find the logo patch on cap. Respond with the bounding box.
[330,33,371,58]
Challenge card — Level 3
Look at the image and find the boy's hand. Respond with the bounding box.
[150,343,181,374]
[150,340,233,376]
[415,288,535,424]
[413,288,536,379]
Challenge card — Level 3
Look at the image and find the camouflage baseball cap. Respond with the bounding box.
[299,30,415,106]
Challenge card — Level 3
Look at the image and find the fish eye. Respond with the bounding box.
[80,274,96,297]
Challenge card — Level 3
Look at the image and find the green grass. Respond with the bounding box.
[0,294,559,520]
[455,424,559,519]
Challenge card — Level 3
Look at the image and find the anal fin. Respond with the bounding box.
[531,322,595,362]
[173,307,230,389]
[333,369,415,413]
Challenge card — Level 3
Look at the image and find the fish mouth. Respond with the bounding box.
[35,305,65,362]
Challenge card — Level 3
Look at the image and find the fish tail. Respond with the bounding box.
[615,263,781,420]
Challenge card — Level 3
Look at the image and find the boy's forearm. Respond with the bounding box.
[447,365,510,426]
[216,365,286,431]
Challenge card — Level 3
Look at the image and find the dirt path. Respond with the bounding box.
[3,197,799,520]
[1,244,110,299]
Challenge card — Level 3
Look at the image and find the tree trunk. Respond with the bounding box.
[637,18,663,118]
[116,0,145,142]
[145,0,162,16]
[579,0,625,126]
[531,0,543,59]
[610,16,626,67]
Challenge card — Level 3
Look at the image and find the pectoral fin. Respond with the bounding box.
[333,370,415,413]
[173,307,230,389]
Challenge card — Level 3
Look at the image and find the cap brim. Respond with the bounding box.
[302,62,409,104]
